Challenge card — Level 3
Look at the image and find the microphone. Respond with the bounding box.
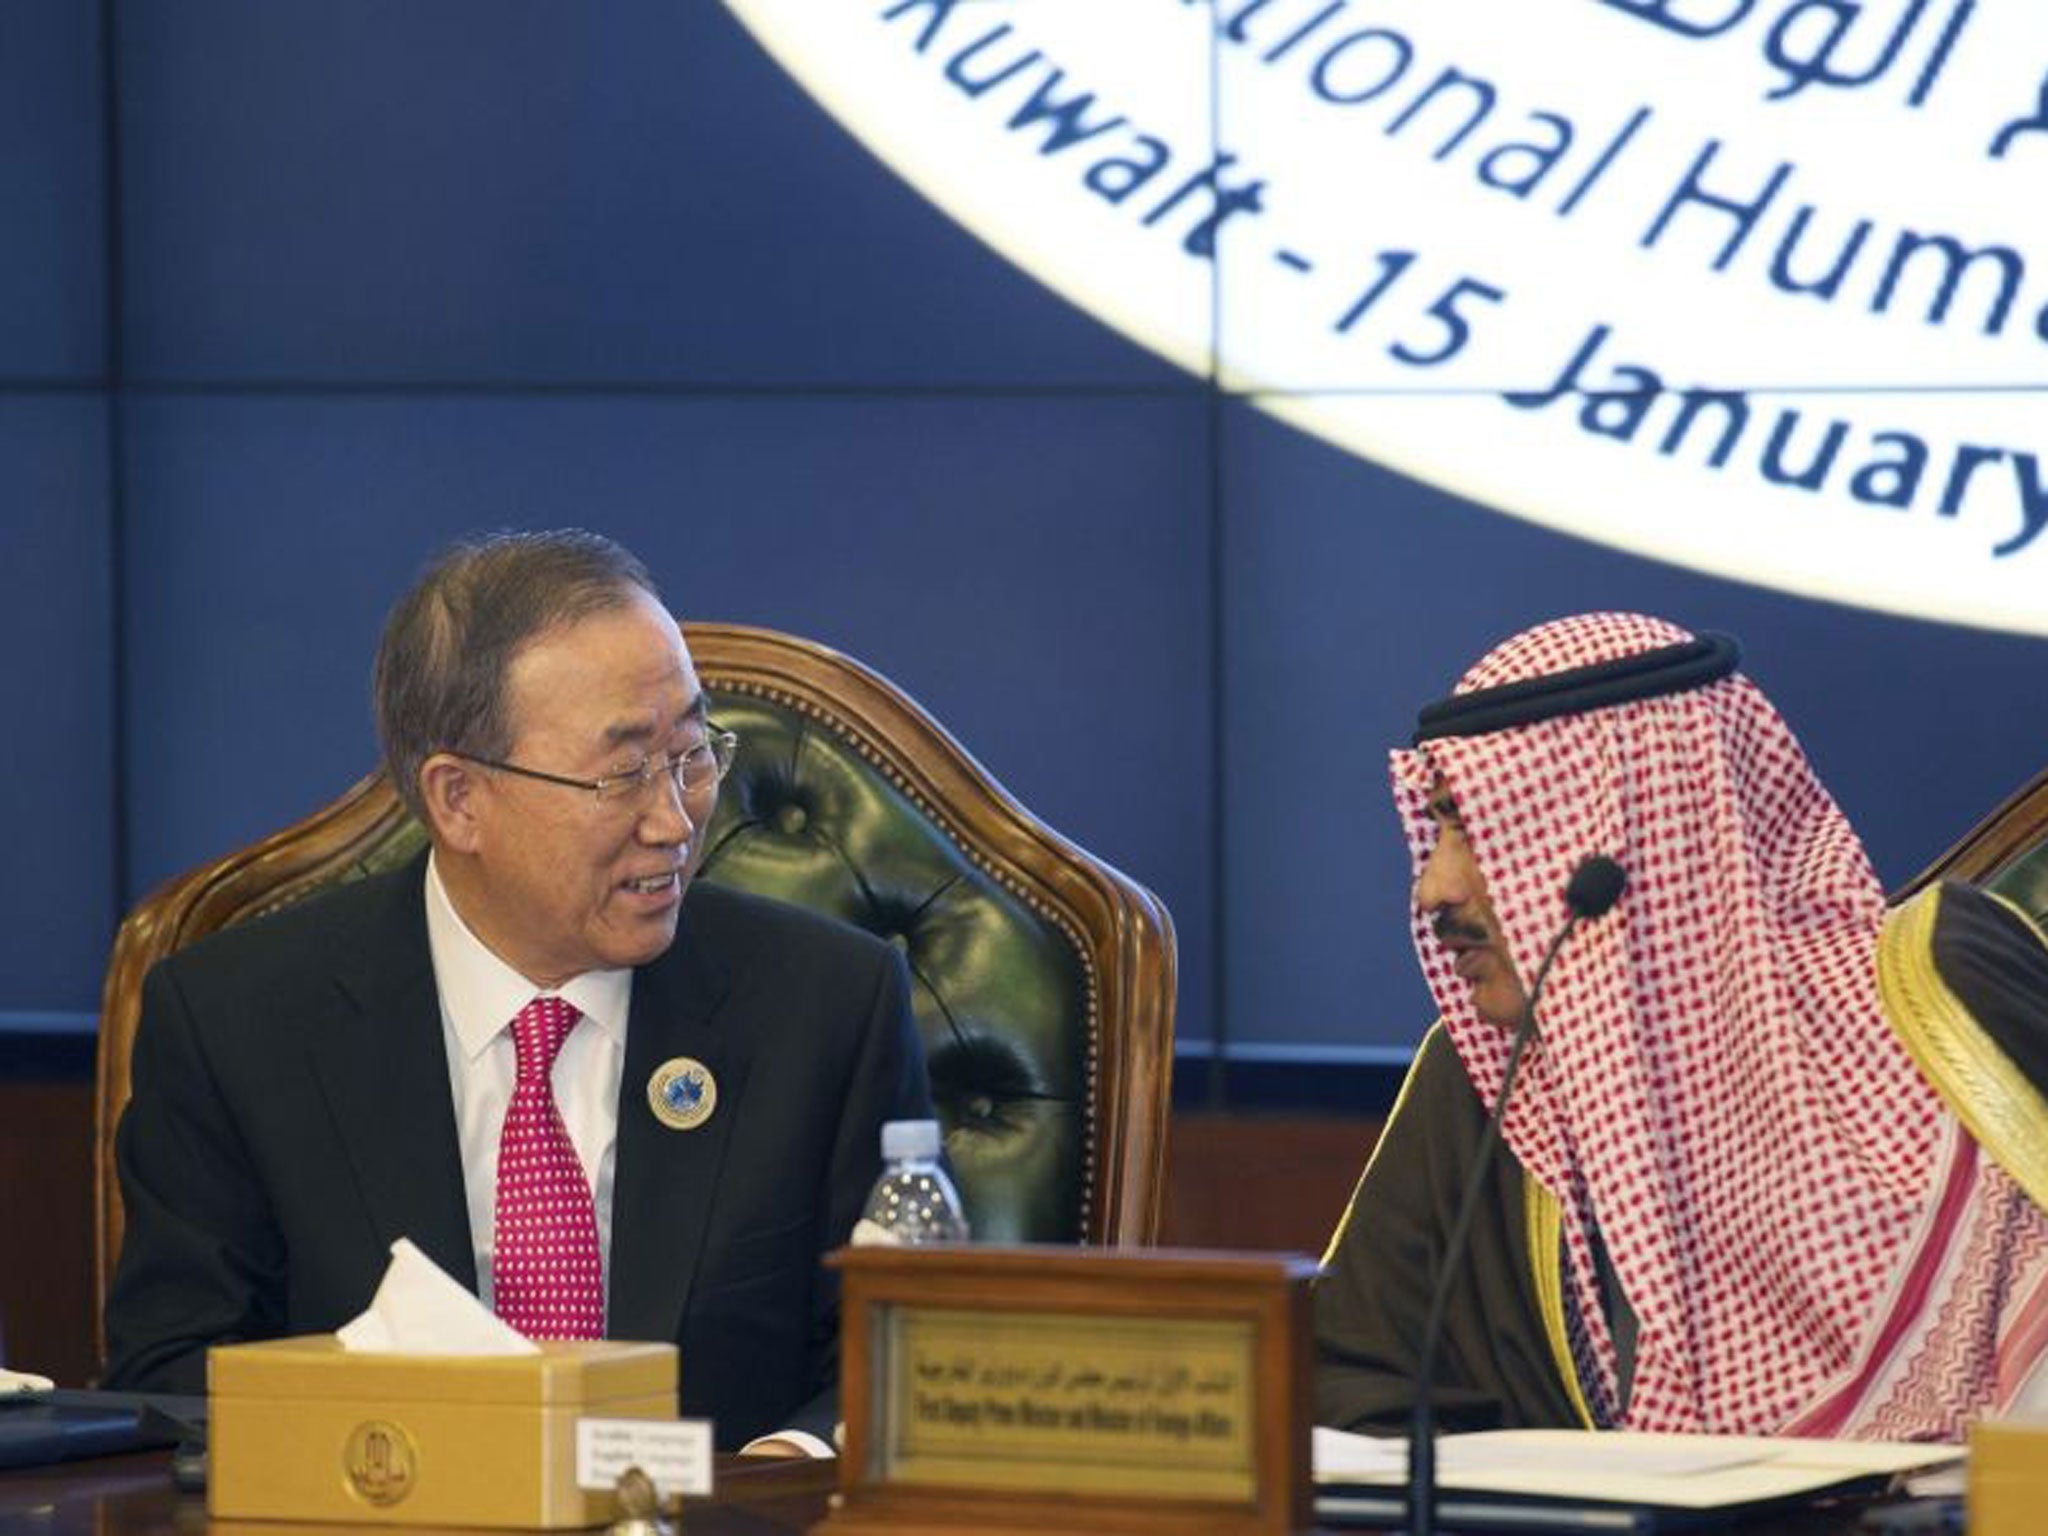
[1406,854,1627,1536]
[1565,854,1626,921]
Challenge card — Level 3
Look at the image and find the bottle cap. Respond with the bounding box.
[880,1118,942,1161]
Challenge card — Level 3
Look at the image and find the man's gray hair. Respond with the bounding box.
[373,529,661,821]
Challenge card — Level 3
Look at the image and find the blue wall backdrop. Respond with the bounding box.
[7,2,2046,1091]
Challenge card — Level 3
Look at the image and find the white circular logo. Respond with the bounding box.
[731,0,2048,634]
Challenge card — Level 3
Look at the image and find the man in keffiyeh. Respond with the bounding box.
[1313,612,2048,1442]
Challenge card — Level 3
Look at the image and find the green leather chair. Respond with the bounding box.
[95,622,1176,1372]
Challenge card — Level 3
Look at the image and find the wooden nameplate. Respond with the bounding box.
[820,1245,1315,1536]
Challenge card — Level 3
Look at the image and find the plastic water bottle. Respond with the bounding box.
[851,1119,969,1245]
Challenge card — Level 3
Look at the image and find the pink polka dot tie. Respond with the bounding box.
[492,996,604,1339]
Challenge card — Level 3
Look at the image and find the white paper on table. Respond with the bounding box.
[1313,1427,1962,1511]
[1310,1426,1405,1481]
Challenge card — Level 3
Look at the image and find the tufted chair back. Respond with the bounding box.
[94,622,1175,1372]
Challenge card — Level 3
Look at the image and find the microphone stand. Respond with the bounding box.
[1407,857,1624,1536]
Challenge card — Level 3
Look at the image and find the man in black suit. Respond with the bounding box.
[104,530,931,1451]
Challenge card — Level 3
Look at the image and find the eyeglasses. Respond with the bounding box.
[448,728,739,806]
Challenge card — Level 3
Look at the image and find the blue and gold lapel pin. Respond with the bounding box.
[647,1057,718,1131]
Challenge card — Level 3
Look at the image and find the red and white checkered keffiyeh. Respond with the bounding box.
[1390,612,2047,1438]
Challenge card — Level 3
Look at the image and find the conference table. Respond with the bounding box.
[0,1448,1940,1534]
[4,1452,841,1534]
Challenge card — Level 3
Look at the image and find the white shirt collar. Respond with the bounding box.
[424,852,632,1060]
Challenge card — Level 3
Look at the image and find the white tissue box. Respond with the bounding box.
[208,1334,677,1529]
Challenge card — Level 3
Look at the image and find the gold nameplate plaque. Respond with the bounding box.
[824,1246,1315,1536]
[1972,1417,2048,1536]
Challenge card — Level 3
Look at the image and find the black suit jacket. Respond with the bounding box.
[104,853,931,1448]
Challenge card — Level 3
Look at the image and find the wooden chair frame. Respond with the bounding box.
[1894,764,2048,899]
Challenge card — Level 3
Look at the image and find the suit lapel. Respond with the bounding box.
[309,860,479,1291]
[609,904,752,1344]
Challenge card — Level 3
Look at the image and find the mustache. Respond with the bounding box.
[1431,911,1490,946]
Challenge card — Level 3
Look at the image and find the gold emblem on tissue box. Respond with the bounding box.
[825,1246,1315,1536]
[342,1419,418,1507]
[209,1335,677,1528]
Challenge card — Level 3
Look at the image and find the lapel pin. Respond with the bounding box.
[647,1056,717,1131]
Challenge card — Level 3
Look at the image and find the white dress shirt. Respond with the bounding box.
[423,854,629,1313]
[420,856,828,1457]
